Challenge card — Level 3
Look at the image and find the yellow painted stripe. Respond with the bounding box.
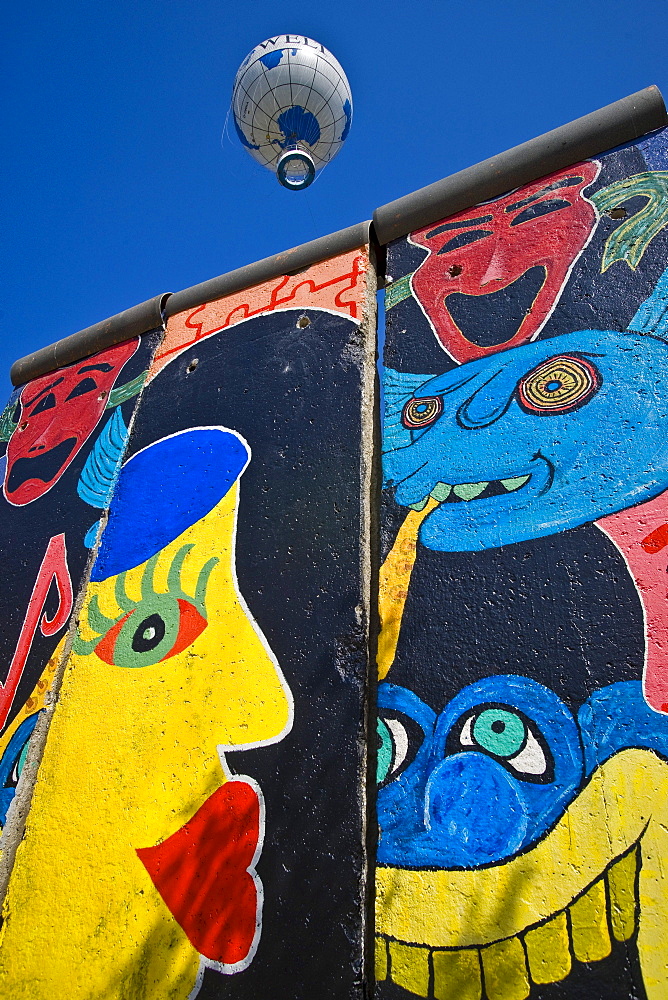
[389,941,430,998]
[432,947,482,1000]
[481,937,530,1000]
[569,879,611,964]
[607,848,637,942]
[377,500,437,680]
[524,911,571,984]
[375,936,388,981]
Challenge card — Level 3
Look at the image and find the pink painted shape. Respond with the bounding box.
[597,492,668,714]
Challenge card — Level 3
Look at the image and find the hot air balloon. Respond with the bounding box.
[232,35,353,190]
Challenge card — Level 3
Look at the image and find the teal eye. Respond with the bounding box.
[377,718,393,784]
[13,741,30,784]
[451,703,552,782]
[376,712,423,786]
[472,708,526,757]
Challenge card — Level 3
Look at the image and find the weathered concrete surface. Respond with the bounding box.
[377,127,668,1000]
[0,249,376,1000]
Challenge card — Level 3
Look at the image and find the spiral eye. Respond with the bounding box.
[450,704,553,783]
[401,395,443,430]
[517,355,601,415]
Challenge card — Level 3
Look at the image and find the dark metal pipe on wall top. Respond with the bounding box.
[9,86,667,387]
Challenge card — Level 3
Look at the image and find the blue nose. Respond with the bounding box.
[424,754,529,866]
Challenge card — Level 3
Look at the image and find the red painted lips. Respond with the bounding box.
[136,779,262,967]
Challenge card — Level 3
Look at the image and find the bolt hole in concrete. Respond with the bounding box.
[448,264,463,277]
[297,315,311,329]
[608,206,628,219]
[186,358,199,374]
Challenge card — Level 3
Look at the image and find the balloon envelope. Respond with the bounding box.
[232,35,353,188]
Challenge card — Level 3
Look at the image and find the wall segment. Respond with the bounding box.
[377,124,668,1000]
[0,248,375,1000]
[3,87,668,1000]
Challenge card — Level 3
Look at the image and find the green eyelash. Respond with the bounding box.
[74,544,219,654]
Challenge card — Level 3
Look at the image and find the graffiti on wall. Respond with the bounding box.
[0,334,158,831]
[0,250,372,1000]
[378,129,668,999]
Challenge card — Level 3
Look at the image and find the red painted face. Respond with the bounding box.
[5,340,138,506]
[410,162,600,364]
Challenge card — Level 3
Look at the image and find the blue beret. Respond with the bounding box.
[91,427,249,581]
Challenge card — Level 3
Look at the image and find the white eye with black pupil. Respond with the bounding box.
[451,705,553,783]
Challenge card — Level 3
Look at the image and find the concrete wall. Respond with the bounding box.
[377,127,668,1000]
[4,102,668,1000]
[0,247,375,1000]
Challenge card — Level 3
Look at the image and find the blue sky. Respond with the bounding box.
[2,0,667,399]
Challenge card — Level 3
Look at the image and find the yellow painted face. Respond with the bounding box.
[0,474,293,999]
[72,477,292,786]
[375,749,668,1000]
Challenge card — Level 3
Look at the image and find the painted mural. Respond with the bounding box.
[0,248,373,999]
[0,333,159,834]
[378,128,668,999]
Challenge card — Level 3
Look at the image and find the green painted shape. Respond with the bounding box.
[501,475,530,492]
[385,273,414,310]
[473,709,526,758]
[452,482,488,501]
[106,371,147,409]
[112,593,182,669]
[591,171,668,271]
[0,401,18,443]
[430,482,451,502]
[377,718,393,784]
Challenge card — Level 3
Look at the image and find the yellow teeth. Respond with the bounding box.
[375,845,639,1000]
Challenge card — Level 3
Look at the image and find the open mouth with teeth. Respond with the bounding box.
[375,749,668,1000]
[406,475,531,512]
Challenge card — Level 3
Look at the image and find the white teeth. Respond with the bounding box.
[453,482,488,501]
[501,475,530,492]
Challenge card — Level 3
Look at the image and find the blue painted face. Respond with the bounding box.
[377,677,668,869]
[383,328,668,551]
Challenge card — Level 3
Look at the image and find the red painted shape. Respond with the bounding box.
[5,339,138,506]
[641,523,668,554]
[160,600,207,660]
[92,612,131,664]
[411,162,600,364]
[136,780,261,966]
[0,533,73,730]
[598,492,668,714]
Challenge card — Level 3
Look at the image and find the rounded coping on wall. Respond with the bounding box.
[10,85,667,387]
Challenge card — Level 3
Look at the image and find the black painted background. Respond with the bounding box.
[126,307,368,1000]
[0,331,159,736]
